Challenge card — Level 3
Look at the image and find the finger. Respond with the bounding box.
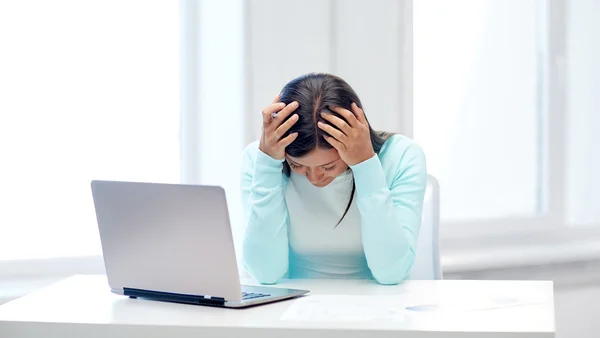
[320,112,351,135]
[270,101,299,129]
[275,114,299,138]
[272,94,280,104]
[262,102,286,124]
[330,106,360,128]
[351,102,368,125]
[324,135,345,152]
[317,121,347,142]
[279,132,298,148]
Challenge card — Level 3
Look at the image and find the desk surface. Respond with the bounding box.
[0,275,555,338]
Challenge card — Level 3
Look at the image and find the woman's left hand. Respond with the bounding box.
[317,102,375,166]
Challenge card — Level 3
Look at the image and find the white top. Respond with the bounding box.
[0,275,556,338]
[285,169,370,278]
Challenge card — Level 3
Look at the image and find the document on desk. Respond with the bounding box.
[281,295,404,322]
[281,294,544,322]
[405,297,544,313]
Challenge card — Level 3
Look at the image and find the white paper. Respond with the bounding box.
[281,295,404,322]
[405,297,544,313]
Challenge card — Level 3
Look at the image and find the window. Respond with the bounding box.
[414,0,541,223]
[0,0,180,260]
[414,0,600,237]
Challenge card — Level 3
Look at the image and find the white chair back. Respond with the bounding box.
[408,174,442,280]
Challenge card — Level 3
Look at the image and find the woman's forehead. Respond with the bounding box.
[286,148,340,167]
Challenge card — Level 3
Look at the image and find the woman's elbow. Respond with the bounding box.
[242,259,287,284]
[372,271,407,285]
[371,252,415,285]
[254,273,285,285]
[242,242,287,284]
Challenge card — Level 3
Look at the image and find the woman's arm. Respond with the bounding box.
[349,143,427,285]
[240,142,290,284]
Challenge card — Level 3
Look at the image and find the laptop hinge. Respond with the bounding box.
[123,287,226,307]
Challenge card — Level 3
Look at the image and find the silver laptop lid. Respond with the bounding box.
[90,180,243,302]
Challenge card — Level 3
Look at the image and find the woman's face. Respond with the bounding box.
[285,148,349,187]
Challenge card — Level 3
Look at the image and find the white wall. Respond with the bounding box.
[245,0,412,146]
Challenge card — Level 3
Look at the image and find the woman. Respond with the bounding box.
[240,73,427,285]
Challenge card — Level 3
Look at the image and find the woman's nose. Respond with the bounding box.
[306,168,323,182]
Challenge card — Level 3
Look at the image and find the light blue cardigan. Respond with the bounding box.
[240,134,427,285]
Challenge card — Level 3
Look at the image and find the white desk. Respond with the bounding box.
[0,275,555,338]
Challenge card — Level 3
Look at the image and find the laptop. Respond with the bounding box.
[90,180,309,308]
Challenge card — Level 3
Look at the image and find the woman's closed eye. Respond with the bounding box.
[288,160,336,171]
[289,162,303,169]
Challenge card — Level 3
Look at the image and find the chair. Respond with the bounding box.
[408,174,442,280]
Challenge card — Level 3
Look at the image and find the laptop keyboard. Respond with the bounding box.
[242,292,271,300]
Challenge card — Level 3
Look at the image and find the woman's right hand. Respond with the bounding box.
[258,95,300,160]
